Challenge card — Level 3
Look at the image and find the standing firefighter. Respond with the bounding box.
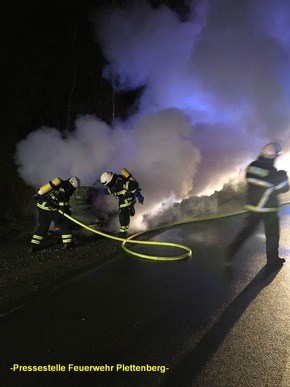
[226,142,289,267]
[30,176,81,252]
[100,169,144,238]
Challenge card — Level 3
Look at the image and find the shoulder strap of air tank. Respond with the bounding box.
[49,179,61,189]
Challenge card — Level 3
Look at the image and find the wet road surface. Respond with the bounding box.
[1,206,290,386]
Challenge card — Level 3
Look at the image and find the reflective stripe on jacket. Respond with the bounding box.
[37,201,70,211]
[37,181,73,212]
[107,175,139,208]
[244,158,289,212]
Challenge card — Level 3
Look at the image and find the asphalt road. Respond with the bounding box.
[1,205,290,387]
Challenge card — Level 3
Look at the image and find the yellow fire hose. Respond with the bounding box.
[59,209,246,261]
[59,200,290,261]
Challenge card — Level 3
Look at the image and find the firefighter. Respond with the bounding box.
[226,142,289,267]
[100,169,144,238]
[30,176,81,252]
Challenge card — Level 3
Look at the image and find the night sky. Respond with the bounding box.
[2,0,290,222]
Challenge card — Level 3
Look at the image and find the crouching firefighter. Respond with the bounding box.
[100,169,144,238]
[30,176,81,252]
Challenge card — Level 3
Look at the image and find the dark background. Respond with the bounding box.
[0,0,191,222]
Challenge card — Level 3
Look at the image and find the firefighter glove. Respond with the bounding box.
[135,190,144,204]
[33,193,41,201]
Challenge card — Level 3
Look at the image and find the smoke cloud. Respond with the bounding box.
[15,0,290,230]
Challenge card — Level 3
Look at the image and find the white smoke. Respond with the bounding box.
[14,0,290,231]
[15,109,200,230]
[89,0,290,190]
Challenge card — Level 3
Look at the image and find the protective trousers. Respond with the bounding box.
[229,211,280,263]
[31,208,73,246]
[119,206,135,234]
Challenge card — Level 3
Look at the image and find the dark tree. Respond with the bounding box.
[0,0,190,220]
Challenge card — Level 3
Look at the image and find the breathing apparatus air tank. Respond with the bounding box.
[120,168,136,182]
[38,177,62,195]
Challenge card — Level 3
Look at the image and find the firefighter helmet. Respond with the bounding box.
[259,142,281,159]
[100,172,113,185]
[68,176,81,189]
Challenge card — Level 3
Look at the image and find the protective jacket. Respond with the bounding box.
[245,157,289,212]
[106,174,140,208]
[37,180,75,213]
